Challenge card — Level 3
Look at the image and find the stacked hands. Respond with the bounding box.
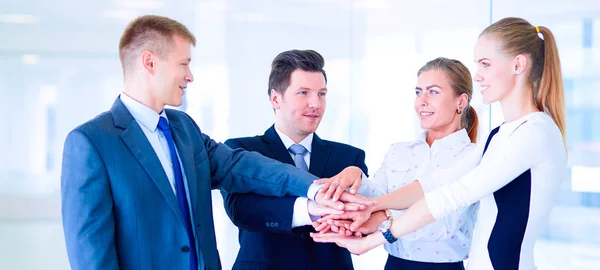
[308,166,388,255]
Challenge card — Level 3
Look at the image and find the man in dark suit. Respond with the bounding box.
[60,16,369,270]
[222,50,368,270]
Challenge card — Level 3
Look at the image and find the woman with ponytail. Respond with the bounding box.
[313,17,567,270]
[315,57,481,270]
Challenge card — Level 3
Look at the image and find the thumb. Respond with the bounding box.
[349,179,361,194]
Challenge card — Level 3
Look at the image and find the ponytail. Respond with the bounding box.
[464,105,479,143]
[536,26,567,149]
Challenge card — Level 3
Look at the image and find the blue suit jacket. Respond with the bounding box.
[61,98,318,270]
[221,126,368,270]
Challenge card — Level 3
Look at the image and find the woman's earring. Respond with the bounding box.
[456,107,462,114]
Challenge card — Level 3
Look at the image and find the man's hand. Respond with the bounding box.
[317,206,375,231]
[314,190,375,211]
[307,200,344,217]
[310,231,387,255]
[314,166,363,201]
[313,220,361,237]
[353,210,388,235]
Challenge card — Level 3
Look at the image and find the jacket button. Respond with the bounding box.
[181,246,190,252]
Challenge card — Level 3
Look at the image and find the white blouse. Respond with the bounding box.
[359,129,480,263]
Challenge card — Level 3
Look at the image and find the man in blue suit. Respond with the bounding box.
[222,50,369,270]
[60,16,370,270]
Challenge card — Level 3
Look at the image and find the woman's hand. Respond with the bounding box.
[310,232,387,255]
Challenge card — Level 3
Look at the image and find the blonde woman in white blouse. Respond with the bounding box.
[316,57,480,270]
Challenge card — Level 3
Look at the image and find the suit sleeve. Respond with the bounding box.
[220,139,299,233]
[60,129,119,270]
[354,149,369,177]
[190,121,318,197]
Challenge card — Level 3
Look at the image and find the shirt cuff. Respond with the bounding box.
[307,183,323,201]
[291,197,314,228]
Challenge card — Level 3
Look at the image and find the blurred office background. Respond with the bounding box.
[1,0,599,269]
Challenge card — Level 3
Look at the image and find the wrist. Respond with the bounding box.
[372,197,386,212]
[367,231,387,247]
[351,166,363,175]
[373,210,389,224]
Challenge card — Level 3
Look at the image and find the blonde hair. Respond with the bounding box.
[481,17,566,148]
[119,15,196,77]
[418,57,479,143]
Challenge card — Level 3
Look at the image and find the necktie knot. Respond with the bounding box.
[289,144,308,156]
[157,117,170,133]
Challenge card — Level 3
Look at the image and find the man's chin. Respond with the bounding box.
[166,99,183,108]
[300,125,319,135]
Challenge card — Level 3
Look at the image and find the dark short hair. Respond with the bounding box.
[268,49,327,97]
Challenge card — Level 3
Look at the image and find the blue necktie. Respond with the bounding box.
[289,144,309,171]
[157,117,198,270]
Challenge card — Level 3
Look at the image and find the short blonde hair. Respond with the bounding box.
[118,15,196,76]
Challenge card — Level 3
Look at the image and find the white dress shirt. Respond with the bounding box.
[359,129,479,263]
[424,112,567,269]
[274,127,317,228]
[120,93,187,195]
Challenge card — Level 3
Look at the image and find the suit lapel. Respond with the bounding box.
[309,134,330,178]
[262,125,295,166]
[167,112,199,217]
[111,97,184,225]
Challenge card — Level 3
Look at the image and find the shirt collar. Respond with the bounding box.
[408,129,471,152]
[120,93,167,132]
[274,126,313,153]
[430,128,471,151]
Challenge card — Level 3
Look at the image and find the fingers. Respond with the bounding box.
[350,218,367,232]
[316,197,345,211]
[323,180,339,200]
[332,185,345,202]
[313,201,344,216]
[311,232,341,243]
[317,212,353,223]
[323,207,344,216]
[313,221,329,232]
[334,220,352,229]
[343,203,367,211]
[339,192,375,206]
